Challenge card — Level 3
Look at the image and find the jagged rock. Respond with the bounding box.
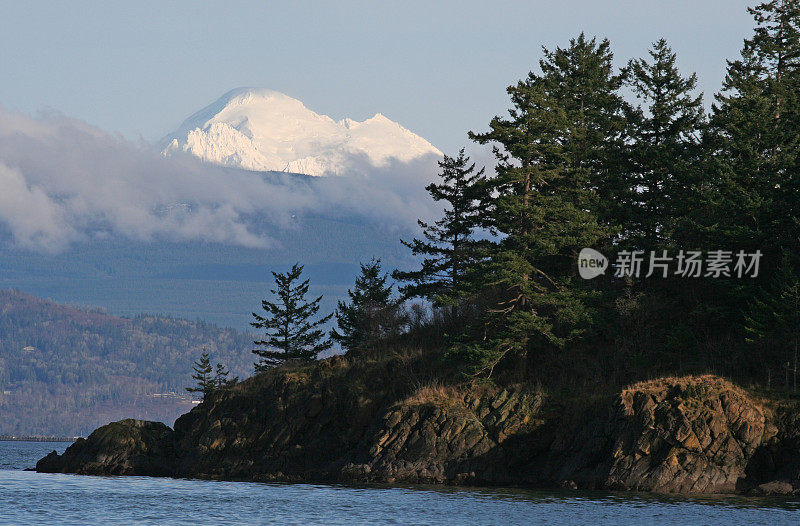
[600,376,772,493]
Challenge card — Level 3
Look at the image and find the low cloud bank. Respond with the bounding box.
[0,107,443,252]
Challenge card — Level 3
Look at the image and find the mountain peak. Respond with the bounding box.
[162,89,441,176]
[222,87,290,99]
[214,88,305,109]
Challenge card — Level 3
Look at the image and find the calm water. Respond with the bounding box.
[2,441,800,525]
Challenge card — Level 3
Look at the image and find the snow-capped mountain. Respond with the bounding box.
[161,88,442,176]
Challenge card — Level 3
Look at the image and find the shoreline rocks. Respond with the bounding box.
[36,367,800,495]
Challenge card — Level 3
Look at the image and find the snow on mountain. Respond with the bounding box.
[161,88,442,176]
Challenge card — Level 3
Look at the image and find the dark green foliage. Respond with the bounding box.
[661,0,800,369]
[457,34,626,374]
[252,263,333,370]
[393,150,486,306]
[534,33,628,228]
[749,1,800,83]
[592,39,708,378]
[624,38,705,251]
[331,259,406,354]
[698,0,800,256]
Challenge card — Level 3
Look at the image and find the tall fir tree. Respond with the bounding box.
[677,0,800,344]
[703,0,800,255]
[456,34,627,375]
[749,0,800,115]
[537,33,629,227]
[393,149,486,307]
[624,38,705,251]
[747,0,800,255]
[332,258,405,353]
[603,40,708,375]
[251,263,333,371]
[186,351,215,399]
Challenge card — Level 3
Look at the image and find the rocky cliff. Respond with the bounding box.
[36,355,800,495]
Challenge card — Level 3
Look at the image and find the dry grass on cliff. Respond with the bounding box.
[403,380,464,407]
[620,374,761,409]
[624,374,736,394]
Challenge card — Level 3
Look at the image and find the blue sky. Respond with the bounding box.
[1,1,754,154]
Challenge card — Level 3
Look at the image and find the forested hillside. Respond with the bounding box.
[0,290,253,436]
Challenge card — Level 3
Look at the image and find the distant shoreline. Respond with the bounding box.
[1,436,79,443]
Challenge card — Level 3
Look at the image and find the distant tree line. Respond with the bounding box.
[0,289,254,435]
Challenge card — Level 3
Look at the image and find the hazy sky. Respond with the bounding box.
[1,1,755,154]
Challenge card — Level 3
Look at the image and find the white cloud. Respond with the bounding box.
[0,162,76,252]
[0,106,445,252]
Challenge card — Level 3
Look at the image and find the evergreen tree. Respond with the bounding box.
[186,351,214,399]
[213,363,238,390]
[624,39,705,251]
[393,150,486,307]
[332,259,405,353]
[703,1,800,254]
[747,0,800,255]
[251,263,333,371]
[536,33,629,226]
[457,34,626,375]
[749,0,800,115]
[677,0,800,341]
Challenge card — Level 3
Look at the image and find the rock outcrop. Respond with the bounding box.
[36,361,800,495]
[607,377,776,493]
[341,387,543,485]
[36,419,175,476]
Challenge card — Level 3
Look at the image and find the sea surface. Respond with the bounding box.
[2,440,800,525]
